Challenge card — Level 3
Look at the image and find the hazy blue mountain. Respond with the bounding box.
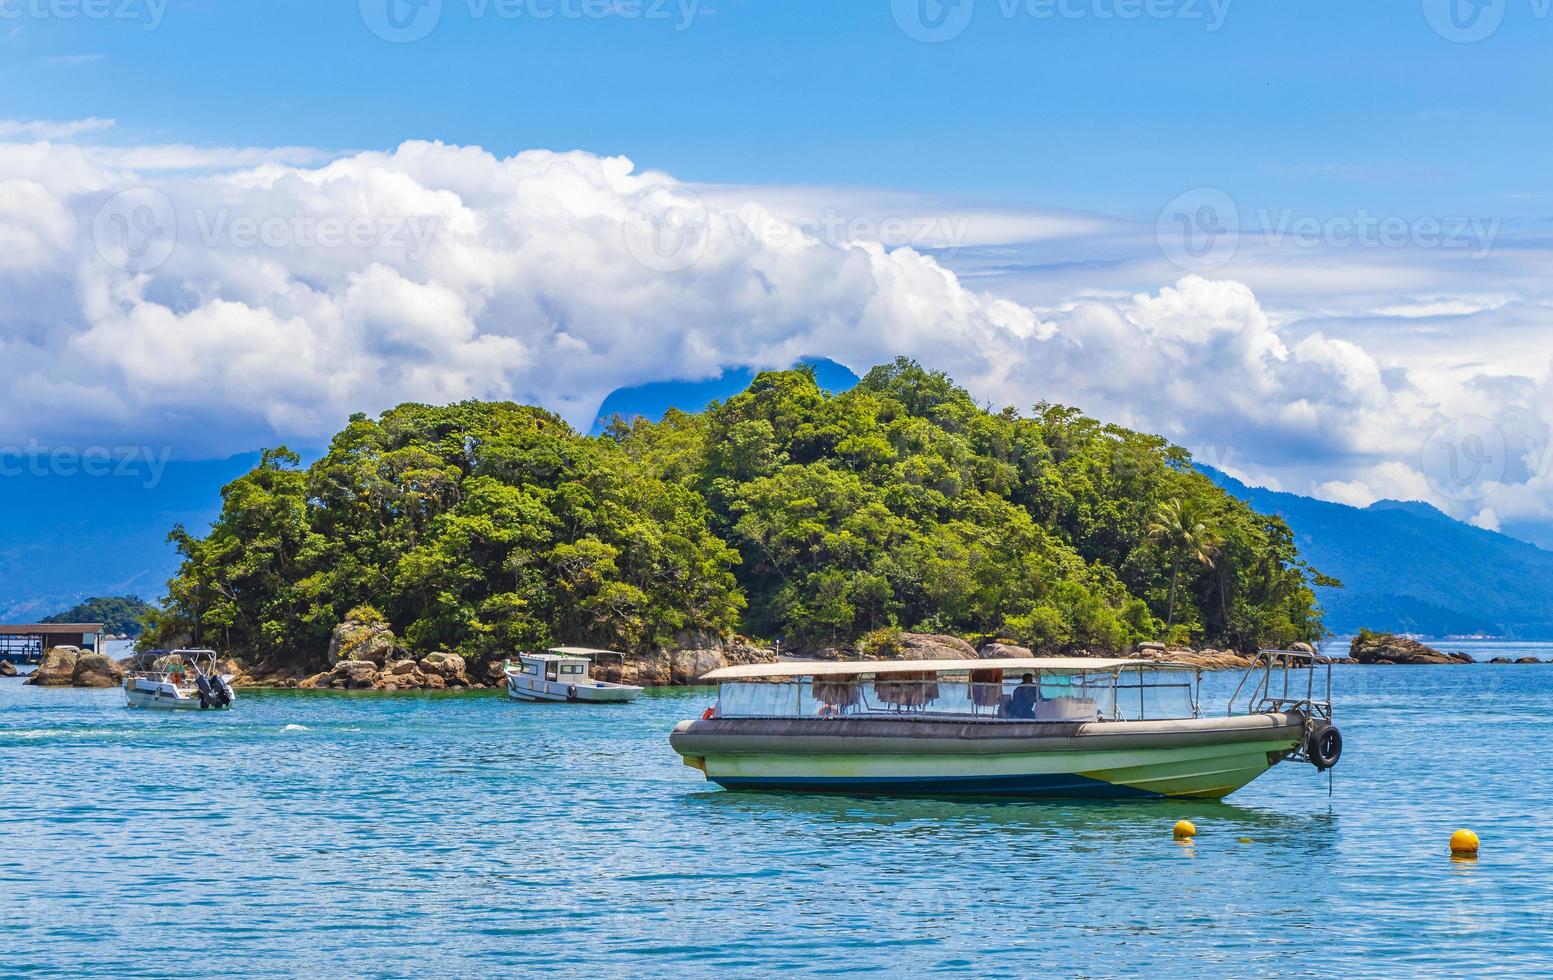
[591,358,859,433]
[0,361,861,620]
[0,454,259,621]
[1205,468,1553,638]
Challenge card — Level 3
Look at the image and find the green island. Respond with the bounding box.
[135,359,1332,688]
[43,596,157,638]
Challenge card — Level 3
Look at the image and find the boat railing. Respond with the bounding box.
[124,649,221,685]
[1228,649,1333,721]
[716,673,1198,723]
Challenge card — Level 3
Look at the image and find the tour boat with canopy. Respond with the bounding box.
[123,649,237,711]
[504,648,643,703]
[669,652,1340,800]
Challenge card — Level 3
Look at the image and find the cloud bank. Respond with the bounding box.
[2,120,1552,537]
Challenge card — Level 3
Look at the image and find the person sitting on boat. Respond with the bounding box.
[1009,673,1040,719]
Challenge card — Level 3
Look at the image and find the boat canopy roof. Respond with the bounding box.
[700,657,1196,682]
[547,646,626,658]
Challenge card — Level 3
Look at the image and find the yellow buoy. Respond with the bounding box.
[1237,837,1253,844]
[1173,820,1197,840]
[1450,829,1480,856]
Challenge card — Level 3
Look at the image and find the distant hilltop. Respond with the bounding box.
[1205,468,1553,639]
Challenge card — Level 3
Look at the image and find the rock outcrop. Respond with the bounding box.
[562,635,777,687]
[22,646,126,687]
[898,633,978,660]
[1122,642,1254,670]
[1349,631,1473,665]
[670,648,726,686]
[979,642,1033,659]
[71,651,124,687]
[327,608,399,666]
[0,660,16,677]
[25,646,81,686]
[298,650,479,692]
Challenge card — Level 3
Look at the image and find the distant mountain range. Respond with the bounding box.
[8,361,1553,639]
[1205,469,1553,639]
[0,454,259,623]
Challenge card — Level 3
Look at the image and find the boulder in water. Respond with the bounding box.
[0,660,16,677]
[71,651,124,688]
[25,646,80,686]
[1349,631,1459,665]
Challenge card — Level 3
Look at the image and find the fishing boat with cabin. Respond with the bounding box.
[504,647,644,703]
[669,651,1340,800]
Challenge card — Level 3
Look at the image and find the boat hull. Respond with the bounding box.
[670,713,1306,800]
[124,683,235,711]
[505,673,641,703]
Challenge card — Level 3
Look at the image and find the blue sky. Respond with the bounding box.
[5,0,1553,543]
[7,1,1553,217]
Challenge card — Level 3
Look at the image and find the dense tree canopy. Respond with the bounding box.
[611,360,1330,652]
[147,361,1330,664]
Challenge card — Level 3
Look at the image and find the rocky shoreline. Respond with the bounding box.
[7,627,1548,692]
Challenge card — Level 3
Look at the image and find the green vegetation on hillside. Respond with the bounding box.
[43,596,157,636]
[145,361,1329,664]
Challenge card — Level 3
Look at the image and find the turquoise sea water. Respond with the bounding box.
[4,664,1553,977]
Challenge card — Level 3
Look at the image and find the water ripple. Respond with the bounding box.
[3,668,1552,976]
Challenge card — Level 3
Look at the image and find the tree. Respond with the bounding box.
[1147,497,1222,628]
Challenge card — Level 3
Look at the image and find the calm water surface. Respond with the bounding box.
[3,663,1551,977]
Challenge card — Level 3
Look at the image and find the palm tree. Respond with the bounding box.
[1147,498,1221,627]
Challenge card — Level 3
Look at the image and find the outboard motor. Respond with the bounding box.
[195,672,217,710]
[209,673,234,708]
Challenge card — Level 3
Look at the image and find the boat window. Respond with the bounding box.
[716,671,1197,722]
[561,664,586,675]
[546,662,559,681]
[521,663,539,675]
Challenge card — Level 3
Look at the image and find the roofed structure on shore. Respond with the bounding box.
[0,623,105,664]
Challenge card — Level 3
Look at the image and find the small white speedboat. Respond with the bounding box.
[124,649,236,710]
[505,648,642,704]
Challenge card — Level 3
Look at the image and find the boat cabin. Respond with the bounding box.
[511,650,598,685]
[699,658,1205,723]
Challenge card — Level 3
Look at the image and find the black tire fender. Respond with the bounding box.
[1307,723,1342,771]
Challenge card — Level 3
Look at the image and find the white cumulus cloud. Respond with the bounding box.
[2,127,1553,540]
